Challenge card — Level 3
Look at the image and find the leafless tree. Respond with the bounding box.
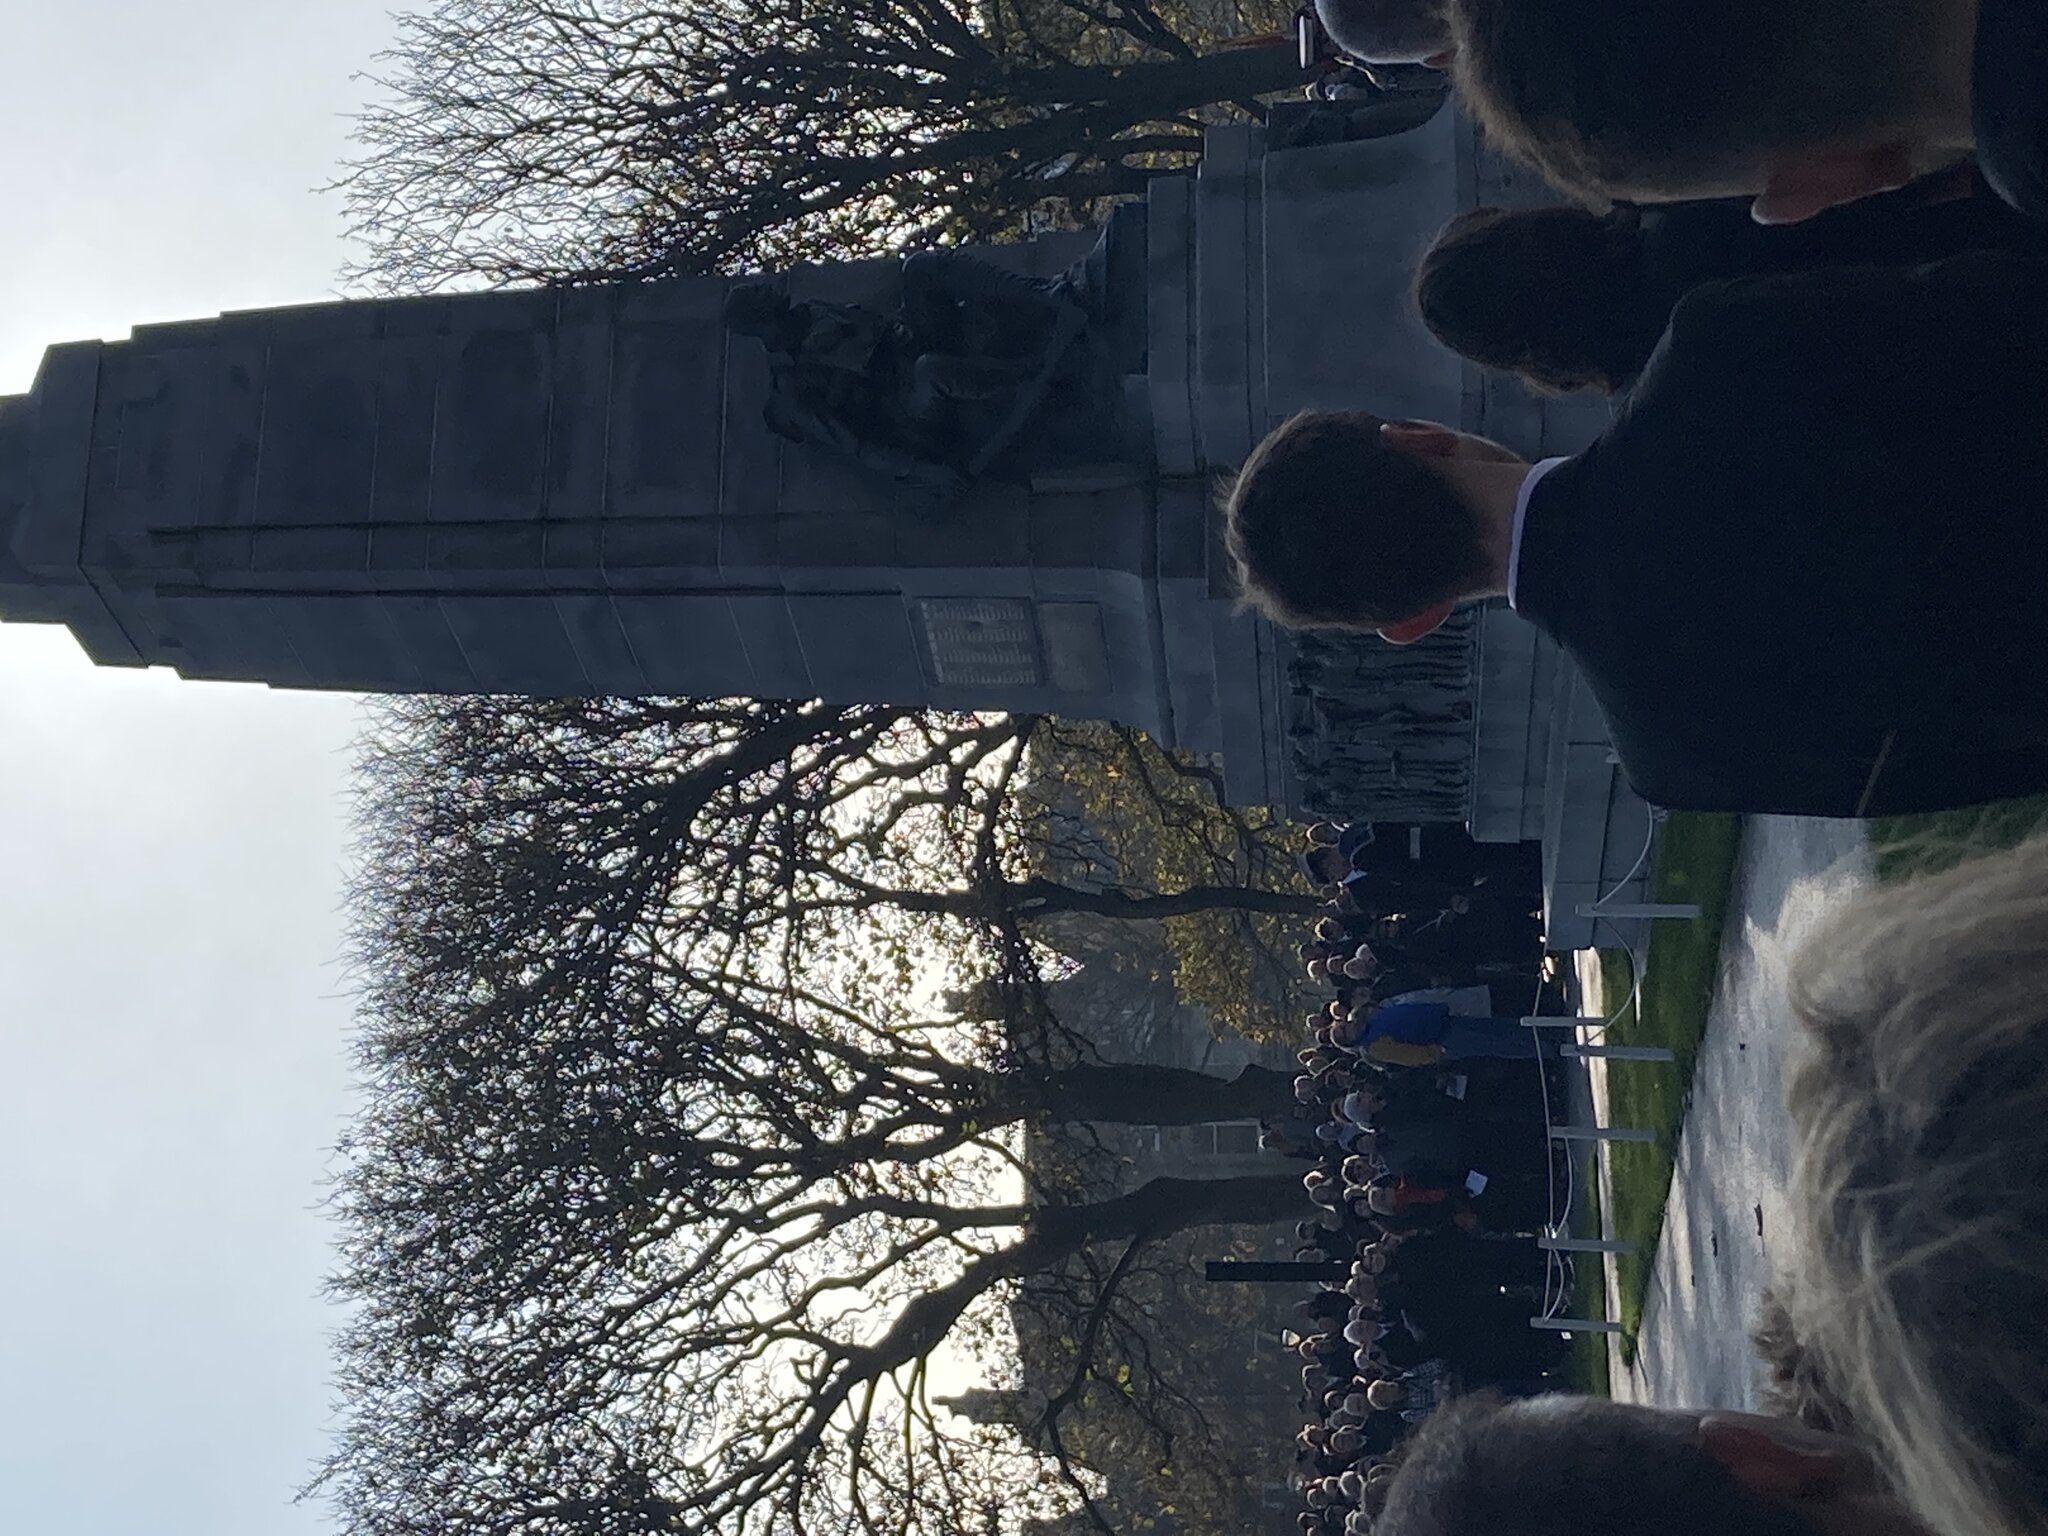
[312,695,1309,1536]
[336,0,1307,290]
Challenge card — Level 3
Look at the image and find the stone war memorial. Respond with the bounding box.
[0,104,1648,945]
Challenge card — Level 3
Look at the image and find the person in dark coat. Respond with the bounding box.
[1377,1227,1549,1295]
[1414,184,2045,395]
[1365,1269,1561,1381]
[1223,251,2048,818]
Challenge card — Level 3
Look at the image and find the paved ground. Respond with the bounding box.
[1604,816,1874,1408]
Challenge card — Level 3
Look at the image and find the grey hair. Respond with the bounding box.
[1782,834,2048,1536]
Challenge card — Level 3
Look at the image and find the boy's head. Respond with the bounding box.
[1222,412,1512,639]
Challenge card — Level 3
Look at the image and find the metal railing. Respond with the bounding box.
[1528,813,1696,1342]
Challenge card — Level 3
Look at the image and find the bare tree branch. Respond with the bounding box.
[335,0,1310,290]
[316,695,1310,1536]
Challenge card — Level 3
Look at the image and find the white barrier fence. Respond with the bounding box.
[1527,995,1683,1340]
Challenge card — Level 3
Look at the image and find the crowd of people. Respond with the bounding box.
[1230,0,2048,821]
[1360,835,2048,1536]
[1266,820,1576,1533]
[1234,4,2048,1536]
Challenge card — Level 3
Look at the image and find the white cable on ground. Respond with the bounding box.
[1534,805,1662,1319]
[1530,970,1578,1318]
[1570,807,1662,1043]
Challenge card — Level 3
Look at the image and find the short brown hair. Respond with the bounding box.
[1222,411,1486,631]
[1380,1395,1818,1536]
[1413,206,1664,394]
[1445,0,1933,201]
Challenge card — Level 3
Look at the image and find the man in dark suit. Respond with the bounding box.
[1223,251,2048,818]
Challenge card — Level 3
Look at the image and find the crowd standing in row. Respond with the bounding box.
[1238,4,2048,1536]
[1265,820,1573,1533]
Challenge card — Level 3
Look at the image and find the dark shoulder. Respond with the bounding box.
[1663,250,2048,356]
[1627,250,2048,431]
[1635,198,1776,295]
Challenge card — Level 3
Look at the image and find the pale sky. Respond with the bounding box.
[1,2,402,1531]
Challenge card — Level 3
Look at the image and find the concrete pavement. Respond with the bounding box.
[1596,817,1873,1407]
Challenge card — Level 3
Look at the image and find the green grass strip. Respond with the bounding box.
[1567,1166,1612,1397]
[1590,812,1743,1361]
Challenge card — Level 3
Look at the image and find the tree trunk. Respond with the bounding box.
[783,1169,1306,1506]
[1025,1062,1294,1126]
[1012,877,1320,919]
[853,45,1313,187]
[875,877,1318,922]
[1032,1170,1308,1248]
[1001,43,1312,116]
[842,1170,1304,1377]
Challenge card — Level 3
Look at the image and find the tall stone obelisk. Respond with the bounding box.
[0,106,1614,826]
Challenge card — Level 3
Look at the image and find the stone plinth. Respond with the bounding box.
[2,109,1641,893]
[0,226,1234,767]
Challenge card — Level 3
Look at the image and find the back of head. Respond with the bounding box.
[1314,0,1447,65]
[1381,1395,1818,1536]
[1414,206,1663,394]
[1444,0,1930,200]
[1783,836,2048,1536]
[1222,411,1486,631]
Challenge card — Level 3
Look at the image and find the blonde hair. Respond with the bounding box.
[1782,834,2048,1536]
[1750,1286,1860,1439]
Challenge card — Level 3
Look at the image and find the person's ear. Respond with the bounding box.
[1378,420,1461,457]
[1698,1417,1865,1501]
[1377,601,1456,645]
[1752,142,1915,224]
